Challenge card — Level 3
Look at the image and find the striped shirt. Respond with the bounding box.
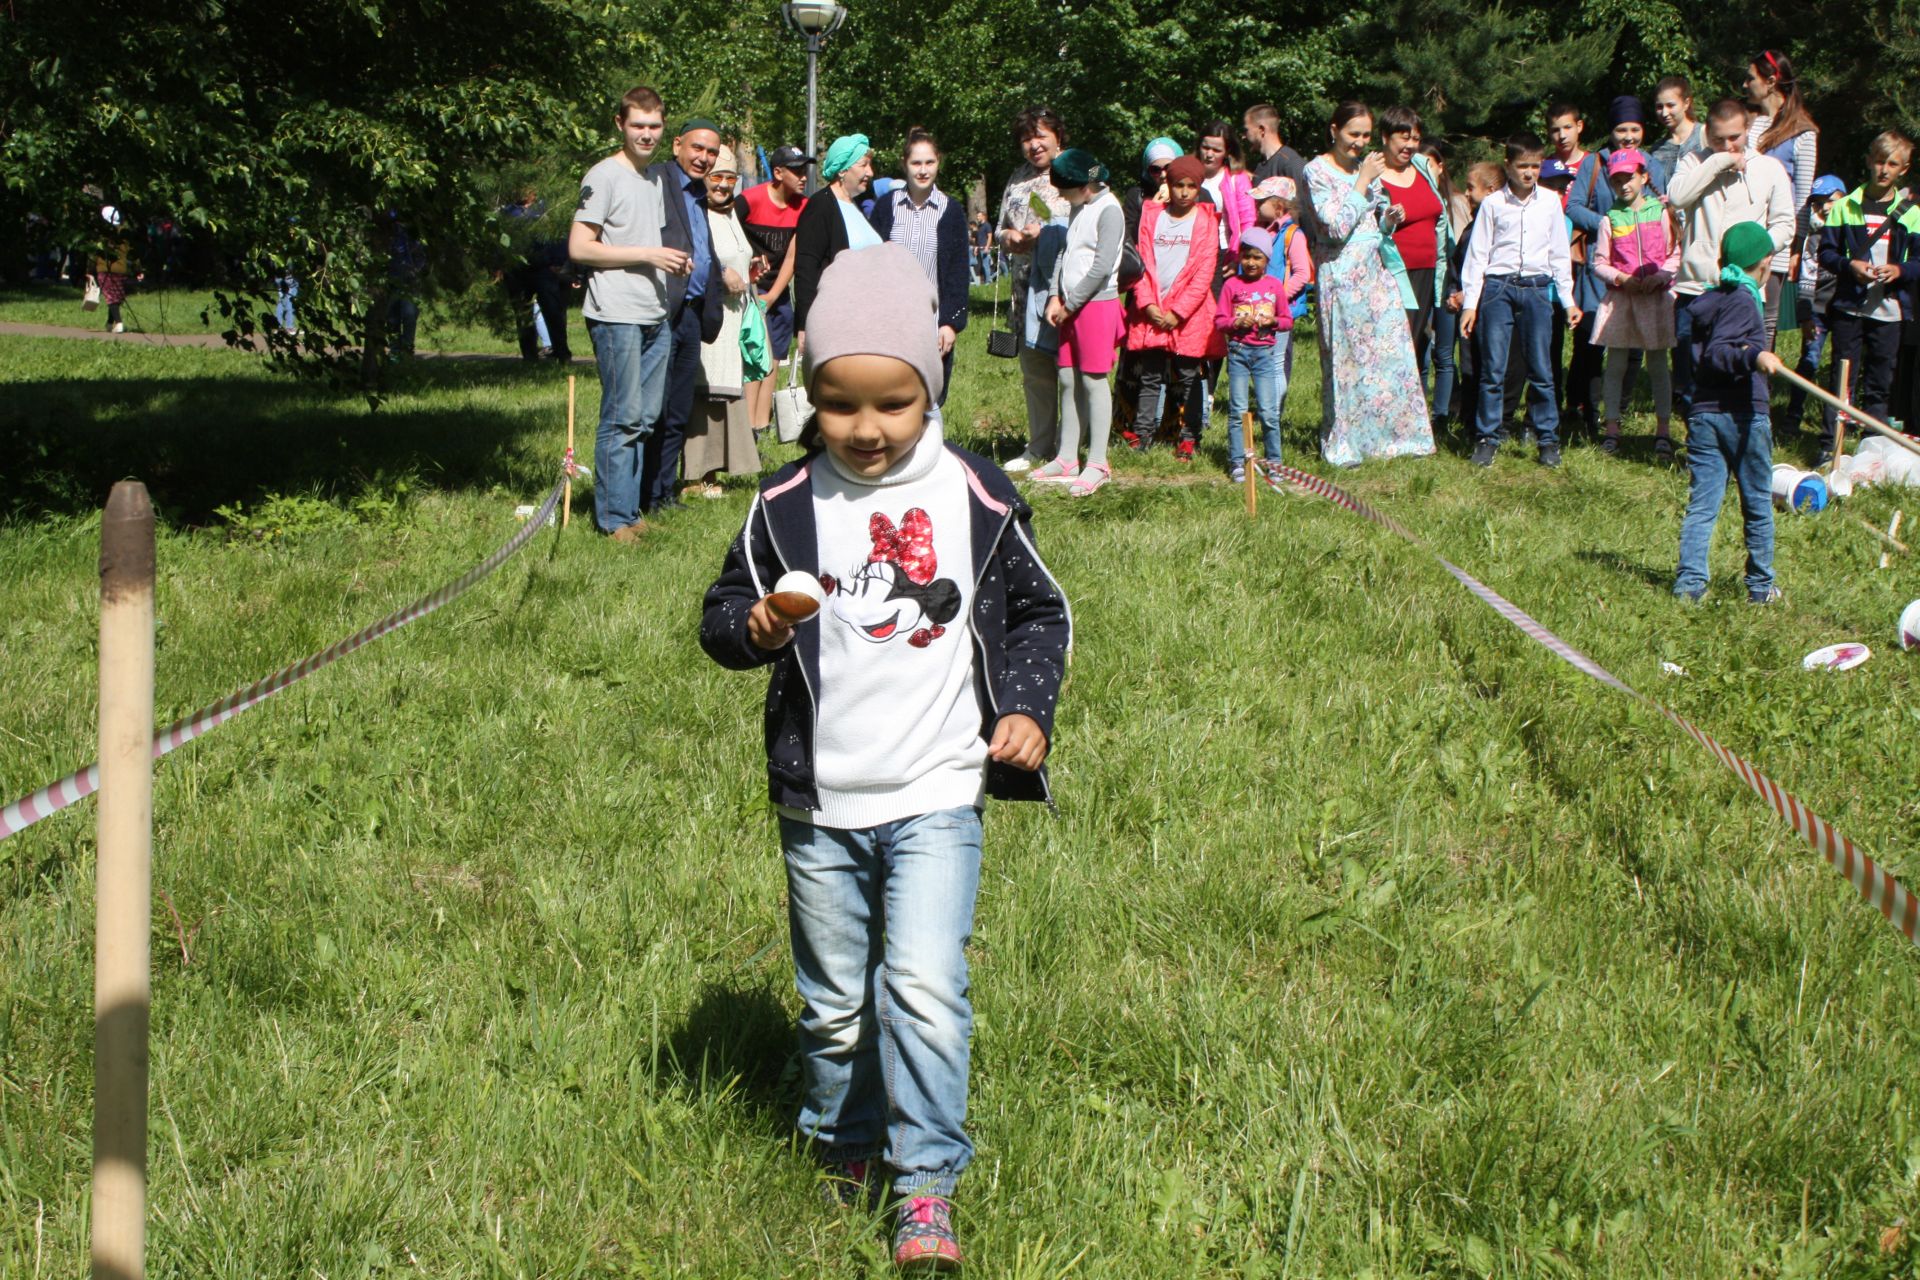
[889,186,948,285]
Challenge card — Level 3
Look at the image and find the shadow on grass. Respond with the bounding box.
[0,360,565,524]
[1573,548,1672,591]
[661,978,797,1138]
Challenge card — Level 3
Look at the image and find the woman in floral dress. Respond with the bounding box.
[1305,101,1434,466]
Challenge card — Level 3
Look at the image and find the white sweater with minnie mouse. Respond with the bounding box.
[806,422,987,828]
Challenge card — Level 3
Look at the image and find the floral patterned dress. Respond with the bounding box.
[1305,156,1434,466]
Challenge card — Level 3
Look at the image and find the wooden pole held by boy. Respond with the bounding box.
[1243,411,1258,519]
[94,480,154,1280]
[563,375,576,531]
[1775,366,1920,461]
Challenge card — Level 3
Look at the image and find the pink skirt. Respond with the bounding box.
[1057,296,1125,374]
[1592,288,1674,349]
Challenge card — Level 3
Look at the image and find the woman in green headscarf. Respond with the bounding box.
[792,133,880,339]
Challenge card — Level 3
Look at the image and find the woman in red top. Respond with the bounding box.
[1375,104,1452,369]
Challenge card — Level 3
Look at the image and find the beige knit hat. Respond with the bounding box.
[803,243,944,403]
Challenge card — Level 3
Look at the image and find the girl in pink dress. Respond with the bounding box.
[1591,148,1681,456]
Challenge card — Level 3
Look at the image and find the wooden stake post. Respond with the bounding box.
[563,375,575,531]
[1243,410,1259,518]
[1833,359,1852,471]
[94,481,154,1280]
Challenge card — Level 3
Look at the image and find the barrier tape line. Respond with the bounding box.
[1254,458,1920,951]
[0,458,577,843]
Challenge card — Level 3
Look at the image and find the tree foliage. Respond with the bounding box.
[8,0,1920,384]
[2,0,613,387]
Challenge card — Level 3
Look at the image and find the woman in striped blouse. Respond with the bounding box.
[1743,49,1820,349]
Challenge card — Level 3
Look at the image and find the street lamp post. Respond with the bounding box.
[780,0,848,194]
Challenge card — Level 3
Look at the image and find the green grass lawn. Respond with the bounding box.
[4,312,1920,1277]
[0,281,586,358]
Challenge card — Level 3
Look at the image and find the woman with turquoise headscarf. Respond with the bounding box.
[792,133,881,338]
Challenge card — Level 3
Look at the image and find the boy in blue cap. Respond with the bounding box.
[1782,173,1849,433]
[1675,221,1787,604]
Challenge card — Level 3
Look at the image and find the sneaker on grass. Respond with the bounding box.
[1001,452,1043,474]
[820,1152,880,1210]
[1229,463,1246,484]
[893,1196,962,1272]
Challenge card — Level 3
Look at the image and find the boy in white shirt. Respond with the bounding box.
[1461,133,1582,469]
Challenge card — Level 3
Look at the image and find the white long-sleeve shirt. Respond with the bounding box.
[1458,185,1576,310]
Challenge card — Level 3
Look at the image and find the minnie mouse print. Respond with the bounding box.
[825,509,962,649]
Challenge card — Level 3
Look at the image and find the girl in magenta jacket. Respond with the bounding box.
[1198,119,1259,256]
[1124,155,1224,458]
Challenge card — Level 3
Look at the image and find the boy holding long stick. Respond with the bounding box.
[1674,223,1787,604]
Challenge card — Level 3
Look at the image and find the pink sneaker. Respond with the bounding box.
[893,1195,962,1271]
[1029,457,1080,483]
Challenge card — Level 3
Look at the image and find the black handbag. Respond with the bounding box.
[985,259,1020,358]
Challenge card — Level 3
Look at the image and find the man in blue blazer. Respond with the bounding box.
[645,120,728,513]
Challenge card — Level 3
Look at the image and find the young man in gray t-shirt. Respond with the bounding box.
[568,85,692,538]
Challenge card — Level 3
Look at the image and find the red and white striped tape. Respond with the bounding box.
[1257,458,1920,950]
[0,459,577,842]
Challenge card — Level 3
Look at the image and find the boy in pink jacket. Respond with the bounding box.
[1124,155,1223,459]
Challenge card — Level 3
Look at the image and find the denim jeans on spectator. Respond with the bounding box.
[1225,337,1288,465]
[385,295,419,357]
[1474,275,1559,444]
[1675,409,1774,599]
[779,806,983,1199]
[586,318,670,532]
[1134,351,1205,444]
[1429,302,1461,422]
[644,301,703,511]
[273,277,298,332]
[1782,303,1833,433]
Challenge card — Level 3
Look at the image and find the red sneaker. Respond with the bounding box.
[1174,439,1195,462]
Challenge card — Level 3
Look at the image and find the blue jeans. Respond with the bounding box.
[586,317,670,532]
[1675,410,1774,598]
[1475,275,1558,444]
[273,276,298,331]
[1225,338,1287,465]
[645,301,705,511]
[1783,304,1833,431]
[779,806,983,1198]
[385,295,418,357]
[1430,303,1461,421]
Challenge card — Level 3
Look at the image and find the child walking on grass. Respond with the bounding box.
[1036,149,1126,495]
[1674,222,1787,604]
[700,244,1071,1274]
[1591,148,1680,457]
